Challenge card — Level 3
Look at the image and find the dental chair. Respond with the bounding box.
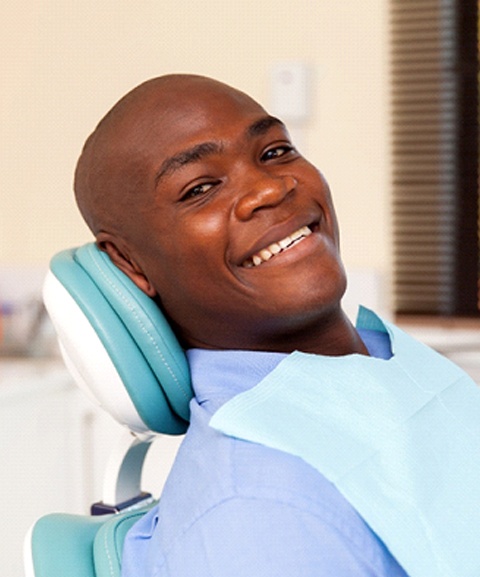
[24,243,194,577]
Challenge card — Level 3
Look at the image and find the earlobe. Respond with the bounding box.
[96,235,157,298]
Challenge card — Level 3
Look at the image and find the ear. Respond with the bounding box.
[96,233,157,298]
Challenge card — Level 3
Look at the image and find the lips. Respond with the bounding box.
[242,225,313,268]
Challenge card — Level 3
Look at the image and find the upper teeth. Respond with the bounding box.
[244,225,312,268]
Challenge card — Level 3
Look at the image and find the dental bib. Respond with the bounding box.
[210,307,480,577]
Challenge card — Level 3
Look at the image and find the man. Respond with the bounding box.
[73,74,454,576]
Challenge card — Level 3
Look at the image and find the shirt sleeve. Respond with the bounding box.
[155,496,406,577]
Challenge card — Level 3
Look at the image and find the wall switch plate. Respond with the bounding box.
[269,61,310,123]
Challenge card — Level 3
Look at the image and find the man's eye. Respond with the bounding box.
[182,182,215,201]
[261,145,295,161]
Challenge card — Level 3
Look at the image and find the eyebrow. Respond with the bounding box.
[155,141,223,187]
[154,115,286,187]
[247,115,285,138]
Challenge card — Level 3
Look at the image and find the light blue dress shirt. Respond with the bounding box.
[121,329,408,577]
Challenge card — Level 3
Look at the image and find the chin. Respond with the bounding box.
[263,275,347,329]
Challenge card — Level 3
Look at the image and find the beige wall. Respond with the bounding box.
[0,1,390,278]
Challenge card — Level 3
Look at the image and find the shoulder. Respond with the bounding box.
[142,410,404,577]
[157,401,354,527]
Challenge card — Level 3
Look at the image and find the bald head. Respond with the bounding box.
[74,74,261,238]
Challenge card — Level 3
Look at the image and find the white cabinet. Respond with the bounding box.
[0,358,181,577]
[1,360,74,575]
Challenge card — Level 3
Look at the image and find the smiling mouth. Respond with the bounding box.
[242,225,314,268]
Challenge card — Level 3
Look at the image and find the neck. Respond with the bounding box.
[258,307,369,357]
[185,306,369,357]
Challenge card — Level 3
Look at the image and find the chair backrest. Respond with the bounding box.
[26,243,194,577]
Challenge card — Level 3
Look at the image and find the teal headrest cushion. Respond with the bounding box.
[48,243,193,435]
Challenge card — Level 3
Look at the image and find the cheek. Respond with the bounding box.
[317,183,340,244]
[328,206,341,249]
[174,211,229,278]
[145,216,227,302]
[188,210,227,245]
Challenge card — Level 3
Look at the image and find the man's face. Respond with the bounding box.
[115,80,347,350]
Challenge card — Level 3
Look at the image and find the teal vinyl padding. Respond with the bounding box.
[76,244,192,421]
[50,246,191,434]
[93,509,151,577]
[31,505,155,577]
[30,513,106,577]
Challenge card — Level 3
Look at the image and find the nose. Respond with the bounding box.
[234,173,297,221]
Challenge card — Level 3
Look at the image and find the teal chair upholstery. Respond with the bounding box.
[28,505,153,577]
